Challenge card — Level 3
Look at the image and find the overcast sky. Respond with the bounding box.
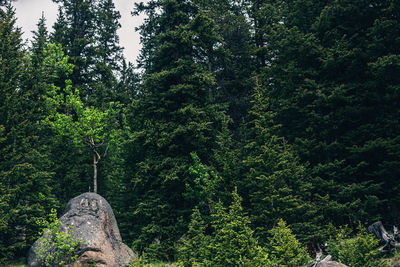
[13,0,146,64]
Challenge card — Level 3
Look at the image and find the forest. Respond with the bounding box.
[0,0,399,266]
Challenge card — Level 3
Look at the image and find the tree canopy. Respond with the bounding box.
[1,0,399,265]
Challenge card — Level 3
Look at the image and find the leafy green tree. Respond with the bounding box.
[44,44,122,193]
[184,152,223,213]
[267,219,311,266]
[50,0,127,202]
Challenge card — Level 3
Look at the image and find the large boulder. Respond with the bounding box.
[28,193,136,266]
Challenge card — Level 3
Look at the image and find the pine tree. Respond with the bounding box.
[51,6,66,45]
[91,0,124,106]
[51,0,97,101]
[95,0,123,84]
[179,189,271,266]
[0,7,58,262]
[192,0,254,131]
[0,5,28,261]
[210,190,271,266]
[210,115,243,200]
[242,79,318,242]
[256,0,397,229]
[114,60,139,104]
[30,13,48,71]
[51,0,125,107]
[267,219,311,266]
[177,208,212,266]
[122,0,225,259]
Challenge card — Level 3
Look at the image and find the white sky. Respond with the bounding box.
[13,0,146,64]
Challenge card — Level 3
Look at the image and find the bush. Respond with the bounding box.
[328,223,380,267]
[34,208,81,266]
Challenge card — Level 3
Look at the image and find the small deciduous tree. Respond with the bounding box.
[184,152,222,213]
[44,43,122,193]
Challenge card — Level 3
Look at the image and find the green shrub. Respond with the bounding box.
[267,219,311,266]
[34,208,81,266]
[328,223,380,267]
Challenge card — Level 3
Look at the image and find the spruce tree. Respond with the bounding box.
[92,0,124,106]
[0,7,58,262]
[51,6,66,46]
[242,79,318,242]
[51,0,97,101]
[256,0,397,228]
[51,0,125,107]
[210,190,270,266]
[123,0,225,259]
[95,0,123,83]
[193,0,254,131]
[267,219,311,266]
[178,189,271,266]
[30,13,48,71]
[177,208,212,266]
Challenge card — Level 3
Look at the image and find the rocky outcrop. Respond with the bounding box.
[306,254,348,267]
[28,193,136,266]
[313,255,348,267]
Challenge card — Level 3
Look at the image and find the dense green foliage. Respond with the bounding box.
[0,4,58,262]
[1,0,400,265]
[34,208,82,266]
[328,224,380,267]
[178,190,271,266]
[267,219,311,266]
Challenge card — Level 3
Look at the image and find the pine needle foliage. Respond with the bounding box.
[267,219,311,267]
[328,224,380,267]
[178,189,271,267]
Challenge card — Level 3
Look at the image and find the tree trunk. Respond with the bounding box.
[93,153,97,193]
